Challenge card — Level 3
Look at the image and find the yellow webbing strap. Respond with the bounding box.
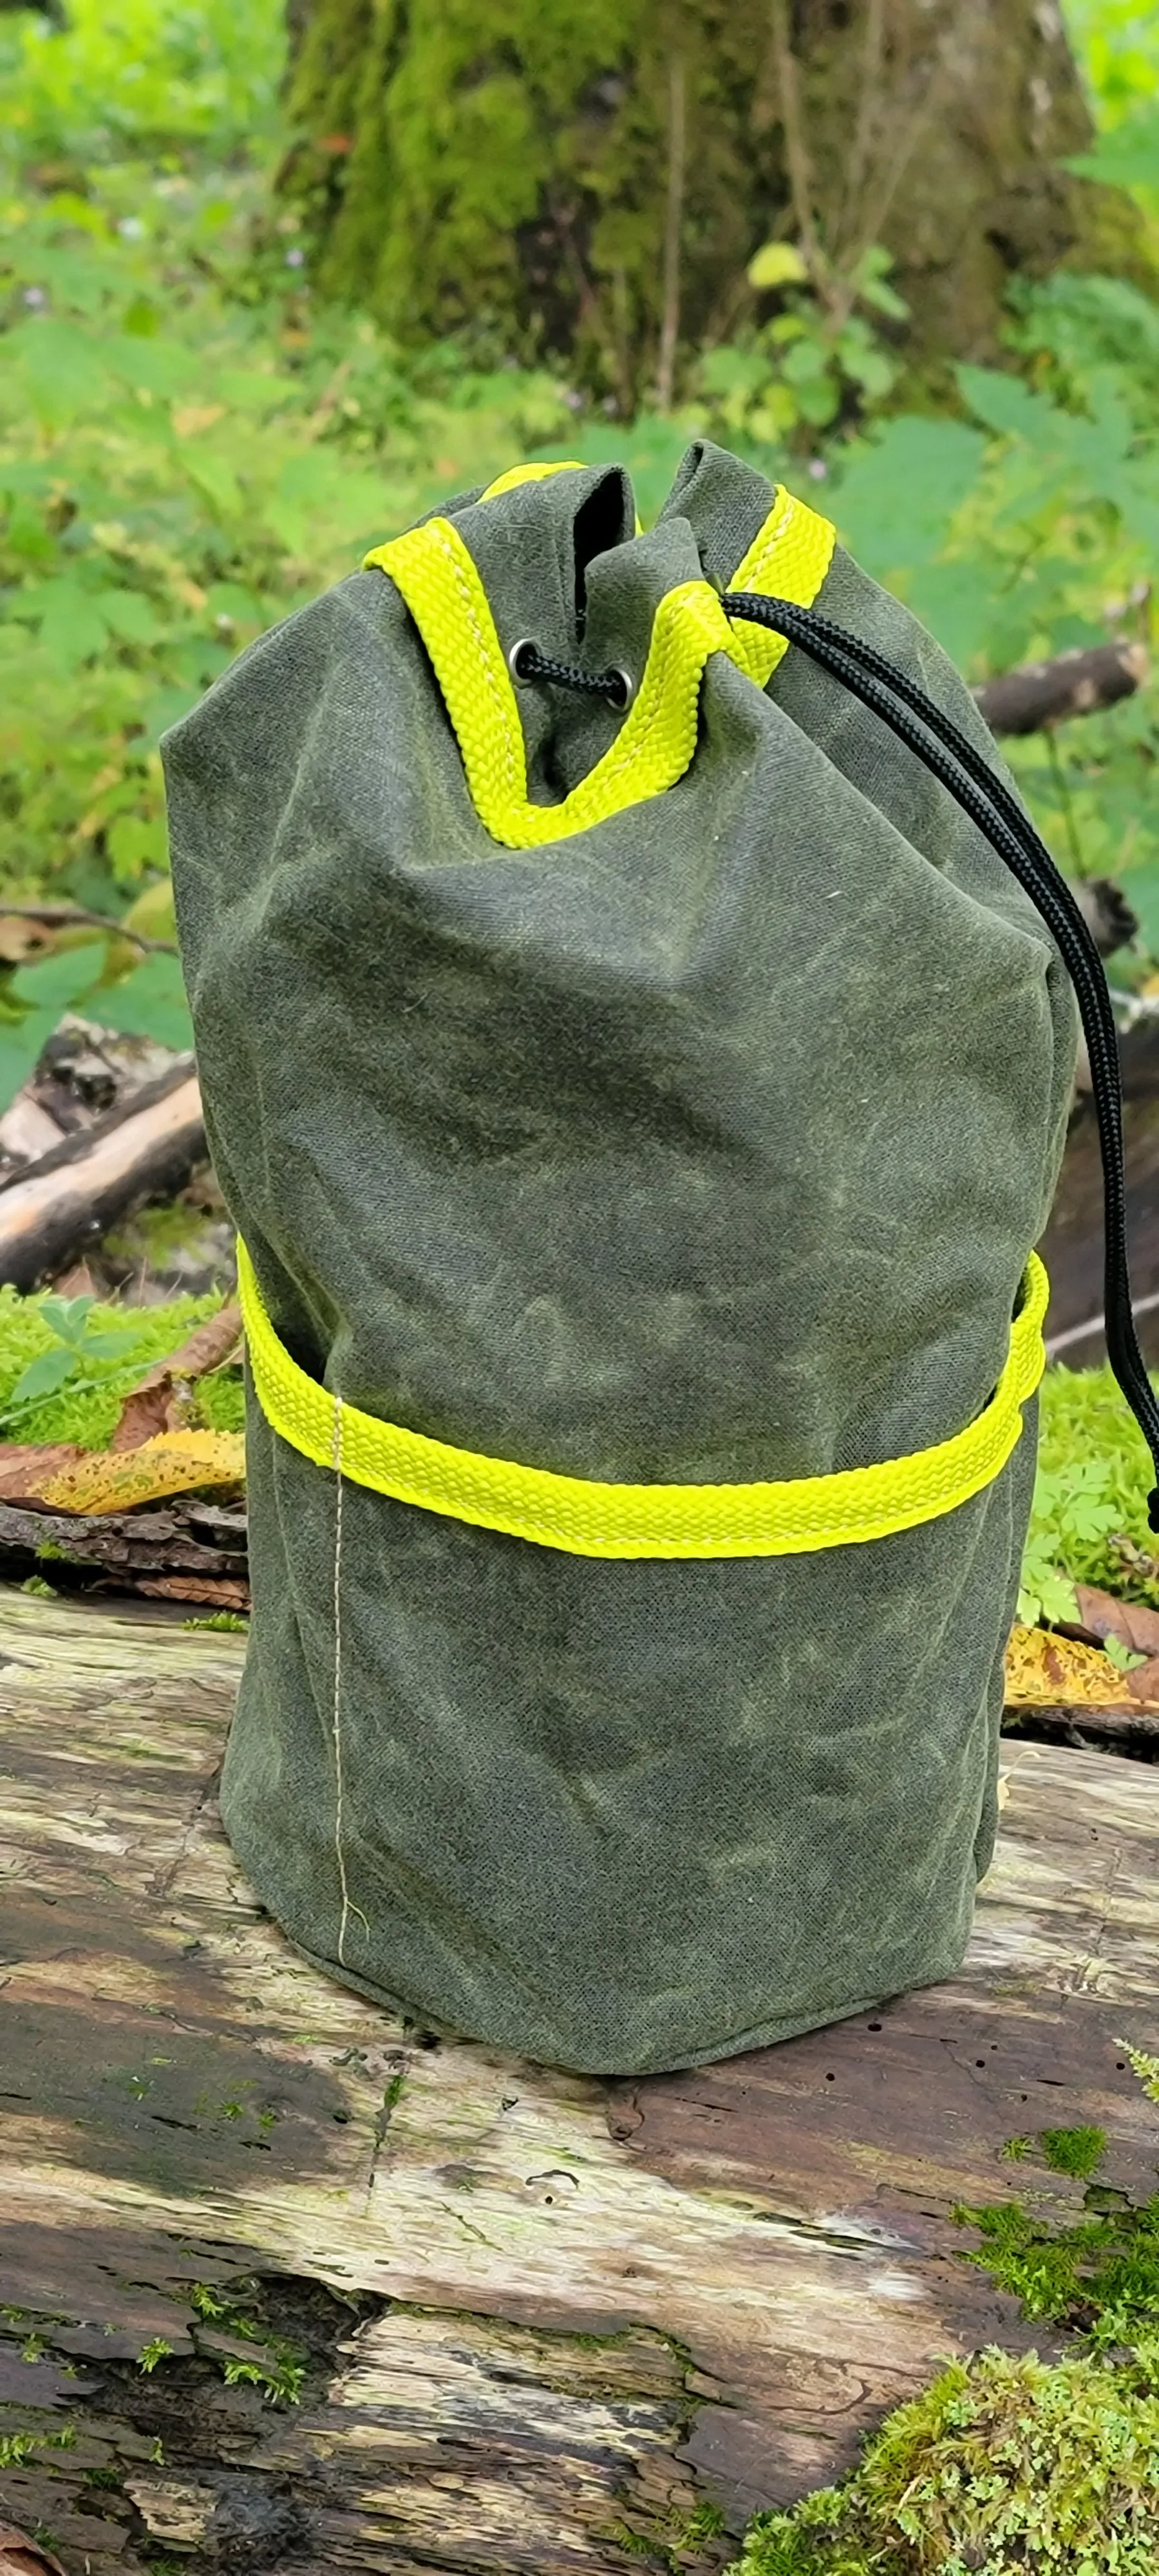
[362,478,835,849]
[479,460,586,497]
[728,484,836,687]
[238,1239,1049,1561]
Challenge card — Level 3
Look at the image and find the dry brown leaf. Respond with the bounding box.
[40,1430,245,1516]
[112,1299,242,1452]
[0,1441,84,1499]
[0,916,55,965]
[1004,1621,1159,1709]
[0,2525,68,2576]
[1071,1584,1159,1660]
[137,1575,250,1609]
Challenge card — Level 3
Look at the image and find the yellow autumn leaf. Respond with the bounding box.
[1004,1621,1142,1707]
[41,1430,245,1517]
[747,240,809,290]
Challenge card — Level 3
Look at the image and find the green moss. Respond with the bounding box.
[1021,1359,1159,1611]
[280,0,789,403]
[187,2283,306,2406]
[0,2425,75,2468]
[739,2344,1159,2576]
[1039,2125,1108,2179]
[193,1368,246,1436]
[280,0,1126,403]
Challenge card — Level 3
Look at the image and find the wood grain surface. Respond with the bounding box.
[1,1587,1158,2568]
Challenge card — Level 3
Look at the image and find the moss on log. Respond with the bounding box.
[278,0,1145,405]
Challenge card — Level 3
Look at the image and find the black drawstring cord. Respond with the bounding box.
[509,638,634,710]
[507,581,1159,1513]
[722,589,1159,1526]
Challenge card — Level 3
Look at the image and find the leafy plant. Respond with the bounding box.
[0,1280,231,1445]
[6,1289,147,1412]
[697,241,905,453]
[136,2334,173,2373]
[1017,1363,1159,1620]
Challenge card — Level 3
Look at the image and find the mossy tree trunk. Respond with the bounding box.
[278,0,1130,408]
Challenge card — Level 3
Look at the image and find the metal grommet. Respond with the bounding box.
[507,638,539,685]
[609,668,636,712]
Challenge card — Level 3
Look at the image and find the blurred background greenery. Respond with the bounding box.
[1,0,1158,1087]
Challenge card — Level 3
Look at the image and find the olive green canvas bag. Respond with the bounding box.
[162,440,1159,2077]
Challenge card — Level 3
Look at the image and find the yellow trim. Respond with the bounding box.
[479,459,643,535]
[726,484,836,686]
[479,461,586,498]
[363,480,834,849]
[238,1240,1048,1562]
[366,514,735,849]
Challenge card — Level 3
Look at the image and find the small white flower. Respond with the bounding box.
[118,216,146,241]
[807,457,828,481]
[285,248,305,269]
[23,286,46,308]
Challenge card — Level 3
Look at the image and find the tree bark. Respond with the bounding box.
[278,0,1140,404]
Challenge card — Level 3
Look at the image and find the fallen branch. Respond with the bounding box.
[974,641,1147,735]
[0,902,178,956]
[0,1061,205,1291]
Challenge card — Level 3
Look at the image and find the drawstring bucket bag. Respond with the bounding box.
[162,440,1159,2078]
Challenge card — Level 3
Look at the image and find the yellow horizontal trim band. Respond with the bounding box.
[238,1240,1048,1560]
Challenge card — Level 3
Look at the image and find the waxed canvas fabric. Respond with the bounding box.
[162,440,1077,2076]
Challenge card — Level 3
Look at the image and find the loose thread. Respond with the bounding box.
[331,1391,368,1964]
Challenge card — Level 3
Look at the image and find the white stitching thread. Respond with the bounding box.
[331,1391,368,1965]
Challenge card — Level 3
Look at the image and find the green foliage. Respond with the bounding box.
[1063,0,1159,239]
[832,277,1159,934]
[0,0,285,164]
[136,2335,173,2373]
[697,244,906,451]
[739,2345,1159,2575]
[0,1281,229,1445]
[954,2190,1159,2353]
[1120,2040,1159,2104]
[6,1287,150,1410]
[1018,1361,1159,1619]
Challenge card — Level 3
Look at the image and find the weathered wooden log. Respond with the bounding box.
[0,1064,204,1291]
[974,639,1147,734]
[1,1586,1159,2567]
